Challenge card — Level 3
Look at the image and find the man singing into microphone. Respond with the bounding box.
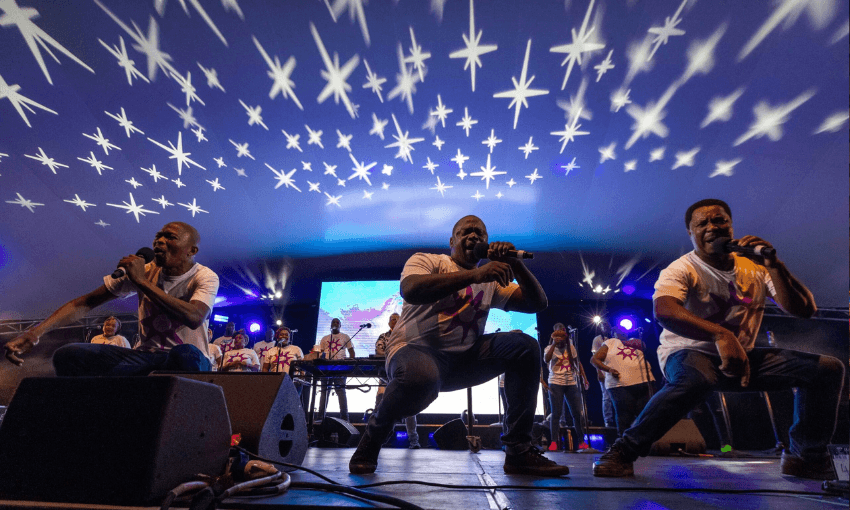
[593,199,844,479]
[349,215,569,476]
[4,222,218,375]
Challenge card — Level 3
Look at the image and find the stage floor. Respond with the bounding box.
[223,448,843,509]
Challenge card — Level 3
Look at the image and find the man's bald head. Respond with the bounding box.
[452,215,484,236]
[166,222,200,247]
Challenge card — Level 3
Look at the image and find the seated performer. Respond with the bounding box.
[590,321,617,428]
[90,316,131,349]
[590,325,655,436]
[213,321,236,354]
[4,222,217,375]
[349,215,569,476]
[375,313,420,449]
[262,327,303,374]
[317,318,355,422]
[220,330,260,372]
[544,329,590,451]
[593,199,844,479]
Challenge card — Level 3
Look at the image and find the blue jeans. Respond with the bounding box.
[52,343,211,376]
[608,382,653,436]
[366,331,540,455]
[600,380,615,427]
[621,348,844,460]
[548,383,584,447]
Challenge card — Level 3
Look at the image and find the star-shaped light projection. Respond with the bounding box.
[733,89,816,146]
[197,62,225,92]
[172,178,185,188]
[6,192,44,213]
[493,39,549,129]
[672,147,700,169]
[308,181,321,193]
[192,126,207,142]
[598,142,616,163]
[238,100,269,130]
[305,125,324,148]
[147,131,206,175]
[381,164,393,176]
[814,111,850,134]
[452,149,469,170]
[495,192,504,199]
[95,219,110,227]
[404,26,431,82]
[422,115,438,134]
[155,0,229,45]
[525,168,542,184]
[206,178,225,191]
[519,136,538,159]
[282,130,302,152]
[623,160,637,172]
[152,195,172,209]
[457,168,468,180]
[449,0,497,92]
[470,154,506,189]
[385,113,425,163]
[700,88,745,128]
[141,164,166,182]
[551,108,590,153]
[98,36,149,86]
[324,192,342,207]
[557,78,592,122]
[482,129,503,153]
[0,0,95,85]
[323,162,338,177]
[336,130,353,152]
[94,2,175,81]
[302,161,313,171]
[266,163,302,192]
[625,100,669,149]
[562,157,579,175]
[471,190,484,201]
[336,178,346,187]
[24,147,67,174]
[506,178,517,188]
[234,168,247,177]
[423,157,439,174]
[167,103,199,129]
[348,153,376,185]
[0,71,57,127]
[125,177,143,189]
[381,182,390,190]
[594,49,614,82]
[177,197,209,217]
[310,22,360,119]
[649,147,666,162]
[738,0,837,61]
[457,107,478,136]
[369,113,388,140]
[230,139,255,160]
[387,42,420,114]
[549,0,605,90]
[646,0,688,61]
[430,94,453,128]
[106,192,159,223]
[170,70,204,107]
[431,176,453,197]
[77,151,114,176]
[253,36,302,110]
[362,59,386,102]
[83,127,121,155]
[105,107,144,138]
[327,0,371,46]
[433,136,445,150]
[709,158,742,178]
[610,88,632,113]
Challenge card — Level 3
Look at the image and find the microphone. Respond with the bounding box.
[473,242,534,260]
[359,323,372,329]
[714,238,776,259]
[567,326,577,333]
[111,247,155,278]
[290,329,299,333]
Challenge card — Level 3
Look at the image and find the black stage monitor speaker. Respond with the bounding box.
[433,418,470,450]
[153,372,308,470]
[650,418,707,456]
[0,376,231,506]
[319,416,361,447]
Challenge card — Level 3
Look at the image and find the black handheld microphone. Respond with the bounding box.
[111,247,155,278]
[714,238,776,259]
[359,323,372,329]
[473,242,534,260]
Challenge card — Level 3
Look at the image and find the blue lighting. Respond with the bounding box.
[645,318,652,323]
[619,318,634,331]
[622,284,636,295]
[212,314,229,323]
[248,322,262,334]
[396,432,408,439]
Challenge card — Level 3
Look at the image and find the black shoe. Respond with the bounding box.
[504,447,570,477]
[349,433,382,474]
[593,440,635,477]
[780,451,836,480]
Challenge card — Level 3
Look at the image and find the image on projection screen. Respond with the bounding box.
[316,280,543,416]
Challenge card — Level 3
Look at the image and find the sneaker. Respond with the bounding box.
[592,440,635,477]
[409,442,421,449]
[349,433,383,474]
[780,451,836,480]
[548,441,558,452]
[504,447,570,477]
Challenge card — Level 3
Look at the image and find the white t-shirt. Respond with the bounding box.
[319,333,352,360]
[385,253,518,364]
[207,343,222,370]
[654,251,776,372]
[222,348,260,372]
[213,335,234,353]
[253,341,275,361]
[591,334,610,354]
[374,331,391,356]
[602,338,656,389]
[546,344,579,386]
[264,344,304,374]
[90,334,131,349]
[104,262,219,356]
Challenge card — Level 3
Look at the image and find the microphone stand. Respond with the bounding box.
[566,328,590,450]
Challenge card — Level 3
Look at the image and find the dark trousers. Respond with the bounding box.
[621,348,845,461]
[608,382,653,436]
[318,377,349,422]
[548,383,585,447]
[365,332,540,455]
[53,343,211,376]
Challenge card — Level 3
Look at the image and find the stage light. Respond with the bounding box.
[592,316,602,324]
[276,319,283,326]
[212,314,229,323]
[645,318,651,323]
[275,291,283,298]
[248,322,261,334]
[619,318,634,331]
[622,284,636,295]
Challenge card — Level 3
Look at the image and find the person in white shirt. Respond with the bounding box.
[263,327,303,374]
[590,321,616,428]
[220,330,260,372]
[544,329,590,451]
[90,316,131,349]
[213,322,236,355]
[317,318,355,422]
[207,328,222,371]
[594,199,844,480]
[253,328,276,362]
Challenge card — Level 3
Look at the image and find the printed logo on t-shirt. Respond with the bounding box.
[705,279,759,337]
[227,352,250,364]
[273,351,295,370]
[140,310,183,347]
[439,286,487,343]
[616,346,638,361]
[554,352,572,372]
[328,337,342,355]
[256,346,272,359]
